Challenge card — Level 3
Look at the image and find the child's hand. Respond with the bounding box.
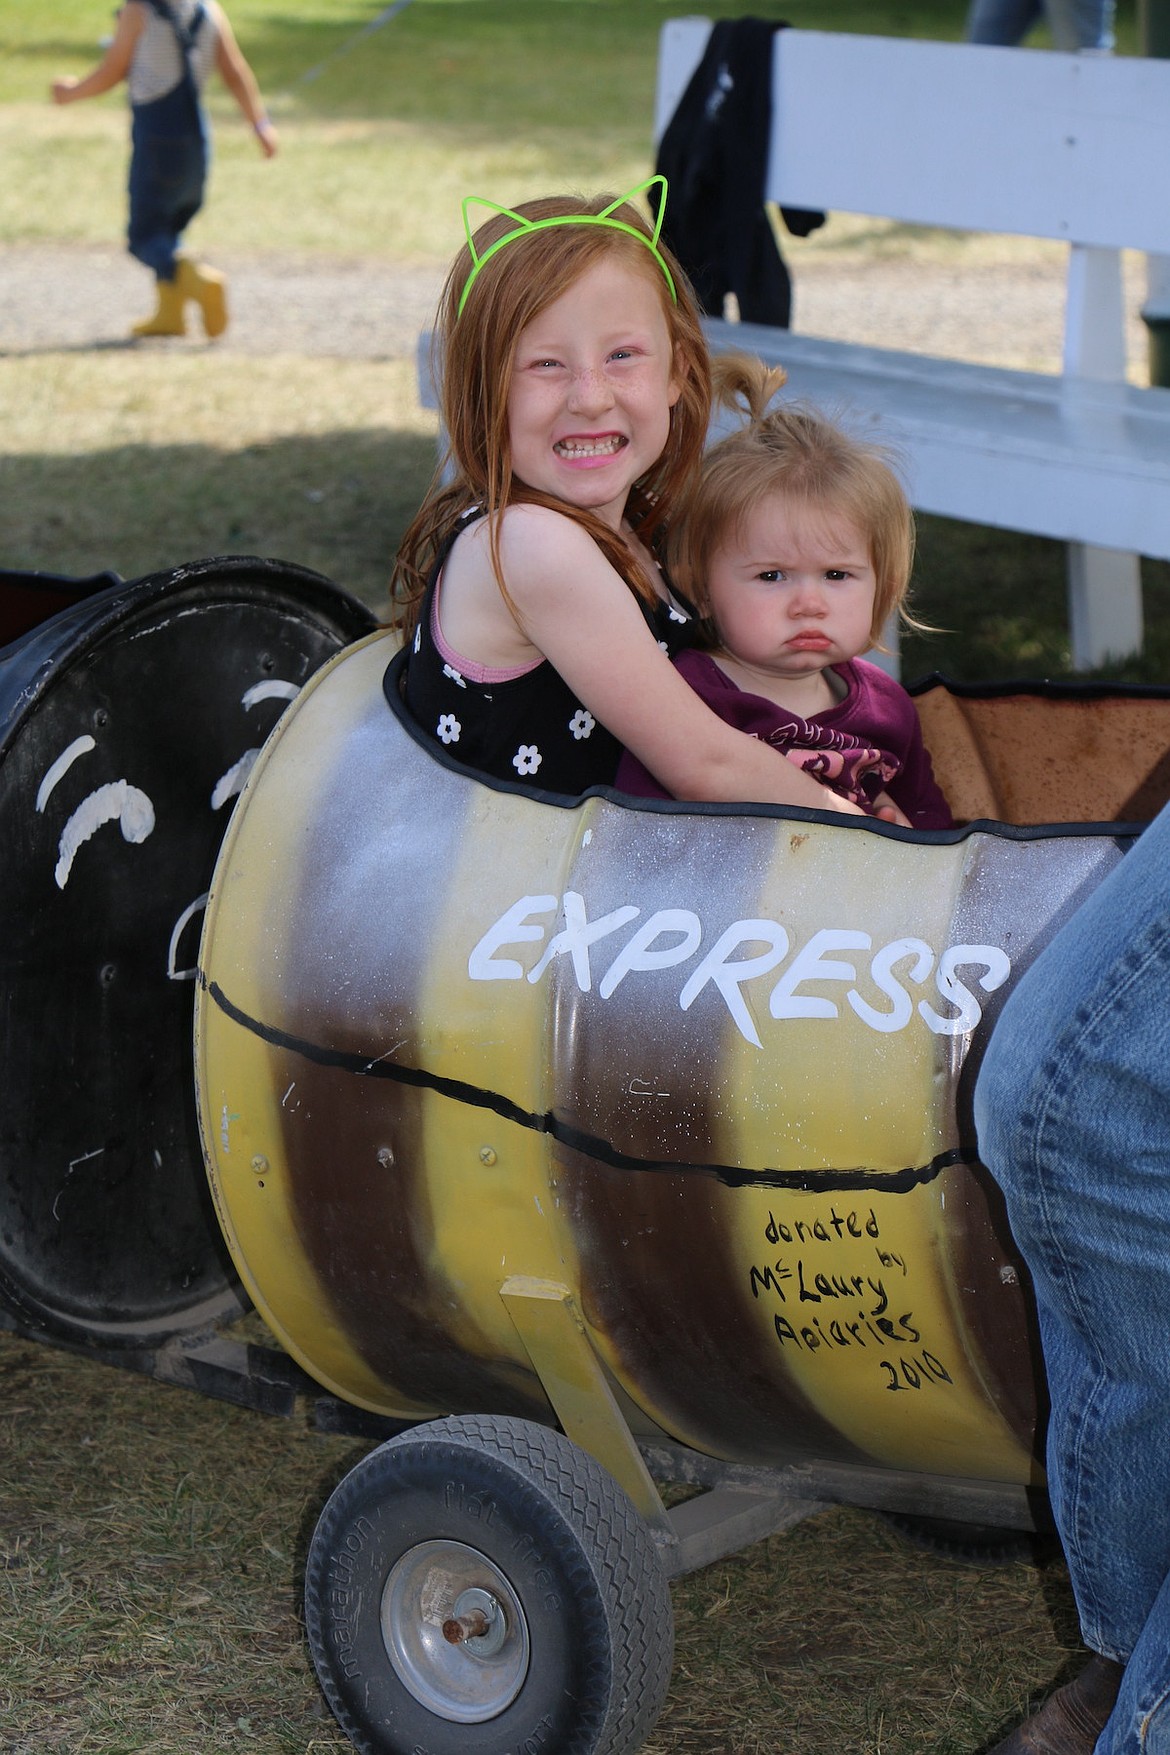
[820,790,869,818]
[51,76,79,103]
[253,117,279,158]
[872,790,912,827]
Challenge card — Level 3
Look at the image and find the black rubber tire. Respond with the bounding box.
[882,1510,1038,1565]
[303,1413,674,1755]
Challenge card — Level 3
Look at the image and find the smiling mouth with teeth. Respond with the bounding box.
[553,435,626,458]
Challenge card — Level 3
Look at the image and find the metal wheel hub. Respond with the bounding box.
[381,1538,530,1722]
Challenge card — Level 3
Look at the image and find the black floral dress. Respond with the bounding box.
[397,521,696,796]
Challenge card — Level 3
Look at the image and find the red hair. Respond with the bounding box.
[391,191,712,634]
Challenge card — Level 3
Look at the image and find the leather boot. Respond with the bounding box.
[989,1653,1125,1753]
[175,256,229,338]
[131,276,186,338]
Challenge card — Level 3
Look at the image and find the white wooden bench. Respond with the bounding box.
[656,22,1170,670]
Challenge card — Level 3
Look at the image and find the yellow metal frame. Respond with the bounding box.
[500,1275,671,1532]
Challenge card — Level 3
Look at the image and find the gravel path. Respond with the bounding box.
[0,244,443,359]
[0,237,1151,378]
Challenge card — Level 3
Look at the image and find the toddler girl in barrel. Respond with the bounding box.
[391,180,873,815]
[616,356,952,828]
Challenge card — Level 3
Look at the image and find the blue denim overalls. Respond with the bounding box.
[128,0,209,282]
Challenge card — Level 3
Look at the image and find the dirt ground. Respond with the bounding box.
[0,236,1153,377]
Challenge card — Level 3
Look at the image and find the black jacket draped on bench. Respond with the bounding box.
[655,16,824,328]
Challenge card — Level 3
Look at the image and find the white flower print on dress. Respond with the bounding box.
[442,662,468,689]
[668,604,688,623]
[437,714,461,745]
[658,640,669,653]
[413,626,422,654]
[568,709,595,741]
[513,744,542,776]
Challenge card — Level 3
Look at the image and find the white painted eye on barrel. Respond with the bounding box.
[36,734,156,892]
[208,678,302,811]
[165,678,304,981]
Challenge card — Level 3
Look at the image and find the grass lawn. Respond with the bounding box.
[0,1,1146,258]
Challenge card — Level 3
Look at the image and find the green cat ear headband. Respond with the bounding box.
[457,174,677,317]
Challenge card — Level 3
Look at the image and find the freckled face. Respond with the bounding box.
[505,257,682,530]
[705,495,878,684]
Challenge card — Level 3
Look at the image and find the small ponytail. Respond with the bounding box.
[709,351,788,427]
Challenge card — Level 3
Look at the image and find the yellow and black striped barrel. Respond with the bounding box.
[195,633,1130,1485]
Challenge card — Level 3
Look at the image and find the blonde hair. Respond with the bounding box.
[391,192,712,635]
[670,354,922,647]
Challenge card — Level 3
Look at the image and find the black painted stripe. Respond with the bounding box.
[205,975,973,1194]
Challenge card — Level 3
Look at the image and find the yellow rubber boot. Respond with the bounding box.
[131,277,187,338]
[176,256,229,338]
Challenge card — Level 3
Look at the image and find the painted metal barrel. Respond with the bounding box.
[195,633,1156,1487]
[0,558,376,1348]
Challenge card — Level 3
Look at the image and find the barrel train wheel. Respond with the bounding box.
[304,1414,674,1755]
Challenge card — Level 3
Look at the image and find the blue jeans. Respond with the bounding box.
[974,802,1170,1754]
[966,0,1115,49]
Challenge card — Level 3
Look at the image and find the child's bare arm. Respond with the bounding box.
[212,4,278,155]
[492,507,868,815]
[52,2,144,103]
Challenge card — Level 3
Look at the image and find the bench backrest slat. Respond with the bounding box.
[655,22,1170,256]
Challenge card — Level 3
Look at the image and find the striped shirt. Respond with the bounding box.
[127,0,220,106]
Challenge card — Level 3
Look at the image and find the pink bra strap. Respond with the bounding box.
[431,579,540,683]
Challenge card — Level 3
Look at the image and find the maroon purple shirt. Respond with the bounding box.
[615,650,953,829]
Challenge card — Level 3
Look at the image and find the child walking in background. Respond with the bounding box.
[616,356,952,828]
[393,181,872,815]
[52,1,278,340]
